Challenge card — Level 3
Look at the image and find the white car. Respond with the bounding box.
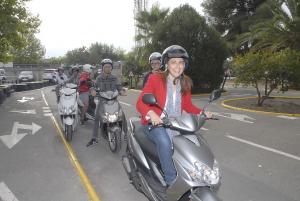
[0,69,7,81]
[42,69,58,83]
[18,71,34,82]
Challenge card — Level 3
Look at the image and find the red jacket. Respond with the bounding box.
[136,74,202,125]
[79,72,90,93]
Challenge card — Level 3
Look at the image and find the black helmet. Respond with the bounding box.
[71,66,79,72]
[149,52,162,64]
[101,58,113,68]
[161,45,189,70]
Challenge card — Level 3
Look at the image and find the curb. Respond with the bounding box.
[221,96,300,117]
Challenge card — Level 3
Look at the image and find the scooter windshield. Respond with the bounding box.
[169,113,203,133]
[99,90,118,100]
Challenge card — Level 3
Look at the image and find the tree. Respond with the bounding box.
[65,47,90,65]
[0,0,41,62]
[232,49,300,106]
[202,0,267,53]
[237,0,300,52]
[135,4,169,47]
[88,42,125,65]
[12,34,45,64]
[153,5,229,92]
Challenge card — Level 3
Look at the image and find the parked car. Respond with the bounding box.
[42,68,58,83]
[18,71,34,82]
[0,69,7,81]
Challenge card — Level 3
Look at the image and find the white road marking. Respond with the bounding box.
[0,182,19,201]
[43,109,51,113]
[40,90,49,106]
[277,115,299,120]
[214,112,255,123]
[120,101,132,107]
[17,97,34,103]
[200,127,209,131]
[0,122,42,149]
[10,109,36,114]
[42,107,50,109]
[226,135,300,161]
[44,113,53,117]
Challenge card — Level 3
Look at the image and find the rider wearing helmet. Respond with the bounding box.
[142,52,162,88]
[68,66,80,84]
[79,64,93,124]
[136,45,212,187]
[55,67,68,103]
[86,58,126,147]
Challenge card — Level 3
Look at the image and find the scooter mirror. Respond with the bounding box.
[142,93,157,105]
[210,89,221,102]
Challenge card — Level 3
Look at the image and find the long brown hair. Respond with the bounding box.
[160,71,193,94]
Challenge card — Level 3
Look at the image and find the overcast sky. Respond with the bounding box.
[27,0,204,58]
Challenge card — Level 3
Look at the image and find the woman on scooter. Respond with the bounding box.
[136,45,212,187]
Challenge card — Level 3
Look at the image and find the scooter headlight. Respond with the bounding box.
[188,160,220,185]
[107,113,118,122]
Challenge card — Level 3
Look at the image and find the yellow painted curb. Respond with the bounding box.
[222,96,300,117]
[50,116,101,201]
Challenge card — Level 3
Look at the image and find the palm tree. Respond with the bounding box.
[135,4,169,47]
[238,0,300,51]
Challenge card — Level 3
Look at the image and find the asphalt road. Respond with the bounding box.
[0,85,299,201]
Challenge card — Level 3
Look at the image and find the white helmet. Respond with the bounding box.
[82,64,92,73]
[149,52,162,63]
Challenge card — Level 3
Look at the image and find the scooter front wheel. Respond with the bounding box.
[65,125,73,142]
[108,127,121,153]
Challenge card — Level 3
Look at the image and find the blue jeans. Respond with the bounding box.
[143,125,176,185]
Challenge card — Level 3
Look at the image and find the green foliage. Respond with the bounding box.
[202,0,267,53]
[233,49,300,105]
[153,5,229,92]
[0,0,41,62]
[12,34,45,64]
[64,43,125,66]
[237,0,300,52]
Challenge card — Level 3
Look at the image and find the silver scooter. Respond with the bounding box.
[99,90,126,153]
[122,90,222,201]
[58,83,79,141]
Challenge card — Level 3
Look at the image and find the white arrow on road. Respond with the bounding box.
[16,122,41,135]
[0,182,20,201]
[9,109,36,114]
[213,112,256,123]
[0,122,42,149]
[17,97,34,103]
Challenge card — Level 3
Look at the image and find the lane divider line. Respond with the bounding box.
[226,135,300,161]
[40,90,49,106]
[41,90,101,201]
[119,101,132,107]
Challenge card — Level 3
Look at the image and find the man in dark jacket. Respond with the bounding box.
[87,59,126,147]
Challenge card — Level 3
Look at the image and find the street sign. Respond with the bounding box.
[0,122,42,149]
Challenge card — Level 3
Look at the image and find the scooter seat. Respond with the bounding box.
[131,121,160,165]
